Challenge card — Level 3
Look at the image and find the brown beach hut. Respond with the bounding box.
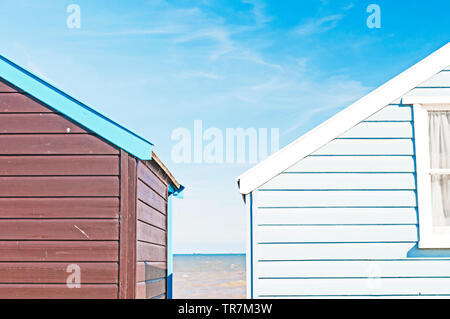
[0,55,183,299]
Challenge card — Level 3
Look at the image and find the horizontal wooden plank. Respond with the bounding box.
[137,180,167,214]
[255,208,418,225]
[0,155,119,176]
[257,260,450,278]
[147,279,166,299]
[256,190,417,207]
[0,219,118,240]
[286,156,415,173]
[0,134,119,155]
[138,162,167,199]
[256,243,418,260]
[0,262,118,283]
[137,241,166,262]
[313,139,414,155]
[0,197,119,218]
[340,122,413,138]
[0,93,52,113]
[255,225,418,243]
[403,87,450,98]
[0,176,119,197]
[418,71,450,87]
[261,173,416,190]
[0,114,87,134]
[137,201,166,229]
[136,262,166,282]
[0,81,19,92]
[0,284,117,299]
[0,241,118,261]
[256,278,450,296]
[365,105,412,121]
[135,281,146,299]
[137,221,166,246]
[135,280,166,299]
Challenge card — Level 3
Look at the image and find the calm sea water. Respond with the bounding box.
[173,254,246,299]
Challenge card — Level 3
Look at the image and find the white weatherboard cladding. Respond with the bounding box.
[251,78,450,297]
[256,208,418,225]
[238,44,450,195]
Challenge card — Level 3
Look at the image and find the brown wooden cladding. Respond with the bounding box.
[0,176,119,197]
[0,284,117,299]
[118,151,137,299]
[137,200,166,229]
[0,114,87,133]
[135,279,166,299]
[0,80,20,93]
[0,134,118,155]
[137,221,166,246]
[0,219,118,240]
[136,262,166,282]
[0,155,119,176]
[0,262,118,283]
[135,160,169,299]
[0,93,52,113]
[0,241,118,261]
[137,180,167,214]
[0,87,121,299]
[0,81,175,299]
[0,198,119,218]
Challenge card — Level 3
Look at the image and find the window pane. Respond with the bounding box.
[428,111,450,169]
[431,175,450,226]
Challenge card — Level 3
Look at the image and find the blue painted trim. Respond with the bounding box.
[0,54,153,160]
[249,192,254,299]
[167,188,174,299]
[407,244,450,258]
[166,184,184,299]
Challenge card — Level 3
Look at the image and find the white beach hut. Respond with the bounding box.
[237,42,450,298]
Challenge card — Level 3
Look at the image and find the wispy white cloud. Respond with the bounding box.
[242,0,272,27]
[179,71,220,80]
[294,14,344,36]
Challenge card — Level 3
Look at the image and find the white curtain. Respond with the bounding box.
[428,111,450,226]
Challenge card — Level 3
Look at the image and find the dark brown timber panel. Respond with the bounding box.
[0,176,119,197]
[0,219,118,240]
[135,160,168,298]
[118,151,137,299]
[0,114,88,133]
[0,198,119,218]
[0,80,20,93]
[0,241,118,261]
[0,284,117,299]
[137,200,166,229]
[137,221,166,246]
[0,262,118,283]
[0,88,121,298]
[0,93,53,113]
[0,134,119,154]
[0,156,119,176]
[137,180,166,214]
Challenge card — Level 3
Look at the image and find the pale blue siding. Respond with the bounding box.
[250,69,450,298]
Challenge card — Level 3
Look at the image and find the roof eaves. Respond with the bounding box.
[237,42,450,194]
[0,54,153,160]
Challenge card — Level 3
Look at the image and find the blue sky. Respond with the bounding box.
[1,0,449,253]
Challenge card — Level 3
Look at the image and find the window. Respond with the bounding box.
[414,104,450,248]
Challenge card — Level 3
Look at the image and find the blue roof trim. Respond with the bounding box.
[0,54,153,160]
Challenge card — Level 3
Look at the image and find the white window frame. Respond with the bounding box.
[413,103,450,248]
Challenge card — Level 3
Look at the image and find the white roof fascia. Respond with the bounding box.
[237,42,450,195]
